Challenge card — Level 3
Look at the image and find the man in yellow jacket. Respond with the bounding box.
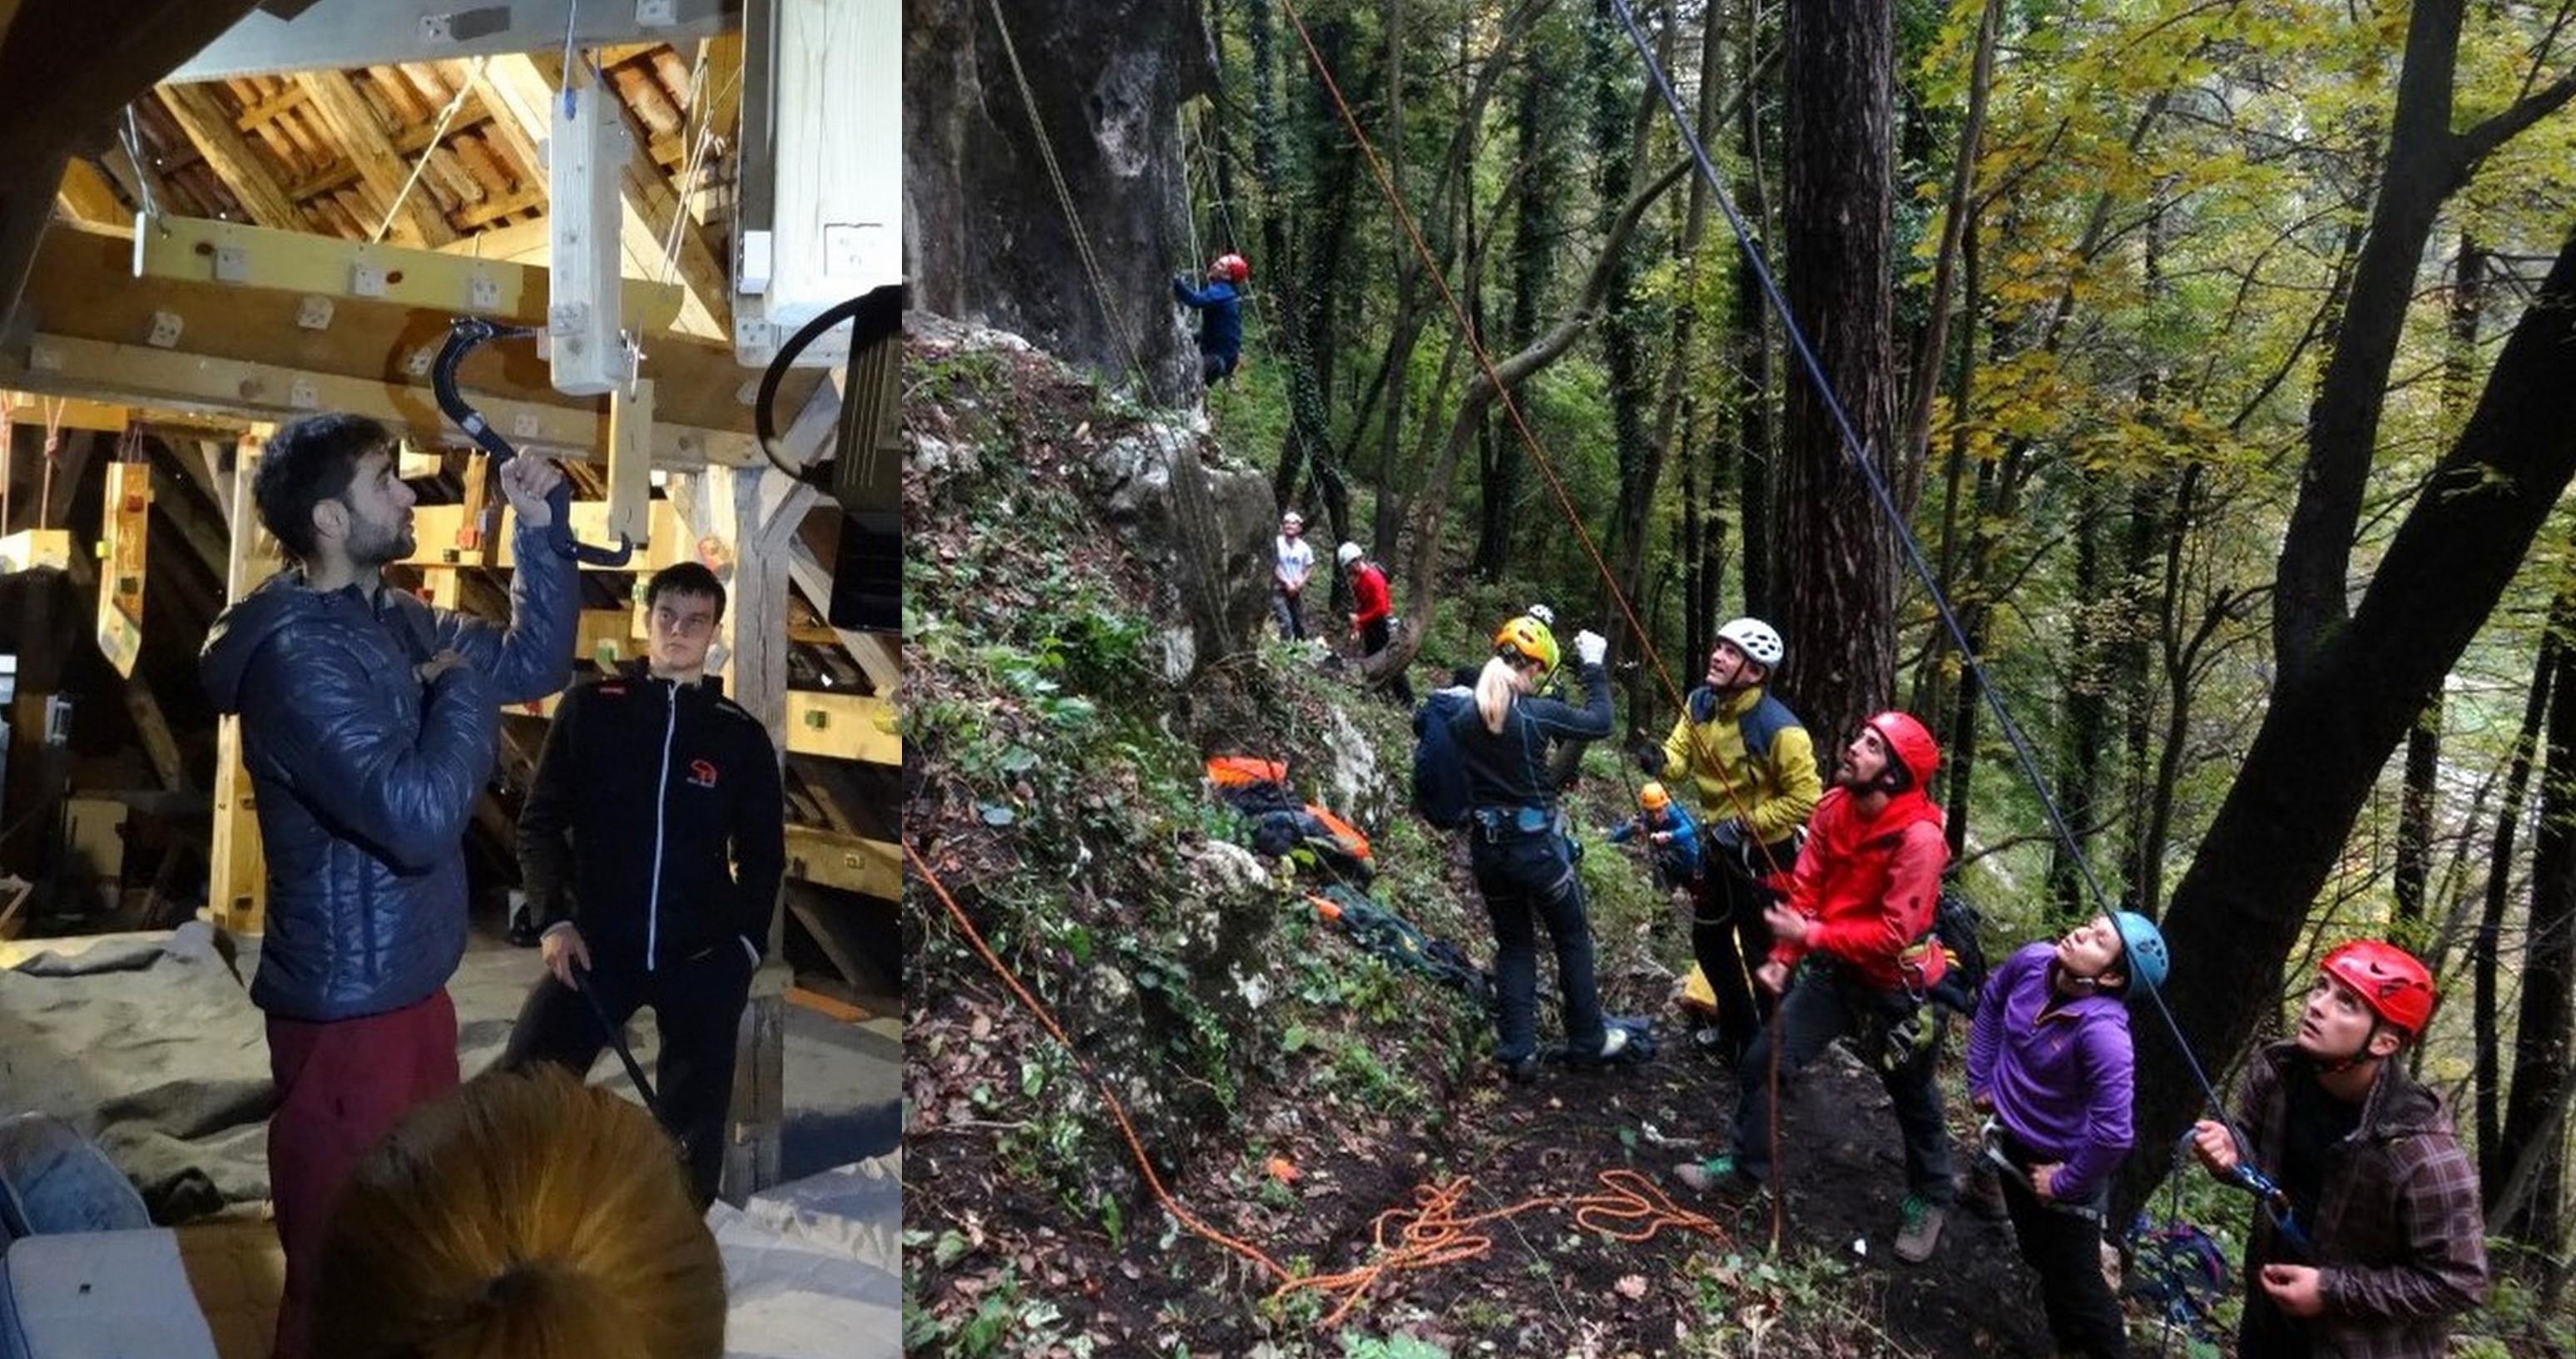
[1639,618,1821,1064]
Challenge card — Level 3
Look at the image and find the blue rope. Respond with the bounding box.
[1600,0,2250,1123]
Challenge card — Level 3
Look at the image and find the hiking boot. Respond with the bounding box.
[506,906,542,949]
[1674,1155,1760,1197]
[1959,1160,2008,1221]
[1500,1052,1540,1084]
[1893,1194,1947,1262]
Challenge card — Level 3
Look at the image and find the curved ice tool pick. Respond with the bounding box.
[432,316,636,567]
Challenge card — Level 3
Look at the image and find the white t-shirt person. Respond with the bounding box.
[1272,520,1316,639]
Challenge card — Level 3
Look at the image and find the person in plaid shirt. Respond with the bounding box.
[2190,940,2487,1359]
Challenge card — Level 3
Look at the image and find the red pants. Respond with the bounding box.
[264,989,459,1359]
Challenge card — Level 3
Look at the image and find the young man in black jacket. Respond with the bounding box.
[502,561,787,1203]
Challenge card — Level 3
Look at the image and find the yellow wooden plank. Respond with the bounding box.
[607,379,655,549]
[784,826,900,899]
[781,690,899,763]
[503,687,899,767]
[6,334,759,470]
[134,212,687,332]
[0,529,72,572]
[403,499,689,569]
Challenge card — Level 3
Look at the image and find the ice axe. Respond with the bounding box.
[432,316,636,567]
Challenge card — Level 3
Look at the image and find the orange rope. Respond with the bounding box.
[909,840,1734,1324]
[1273,1168,1722,1326]
[904,840,1294,1287]
[1276,0,1793,883]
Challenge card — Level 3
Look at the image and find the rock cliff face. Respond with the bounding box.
[904,0,1216,407]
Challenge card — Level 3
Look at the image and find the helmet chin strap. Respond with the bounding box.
[2316,1022,2385,1076]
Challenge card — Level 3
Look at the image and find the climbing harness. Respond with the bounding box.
[2127,1211,2231,1345]
[430,317,634,567]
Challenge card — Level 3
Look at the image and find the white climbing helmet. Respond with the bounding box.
[1336,542,1364,568]
[1717,617,1785,669]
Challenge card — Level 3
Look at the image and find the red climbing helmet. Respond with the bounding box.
[1862,711,1940,794]
[1212,252,1250,283]
[2320,940,2437,1036]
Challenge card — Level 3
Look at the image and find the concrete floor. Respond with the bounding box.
[173,926,900,1359]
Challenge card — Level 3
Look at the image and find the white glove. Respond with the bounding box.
[1573,629,1608,666]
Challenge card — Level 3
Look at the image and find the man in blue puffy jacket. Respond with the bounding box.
[199,413,577,1359]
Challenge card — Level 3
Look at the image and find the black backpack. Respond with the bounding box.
[1924,882,1990,1016]
[1411,688,1474,830]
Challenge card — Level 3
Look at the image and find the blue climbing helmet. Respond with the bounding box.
[2113,910,2170,992]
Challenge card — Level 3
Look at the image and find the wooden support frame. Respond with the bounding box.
[783,825,899,899]
[156,81,305,231]
[293,69,459,247]
[3,334,758,472]
[484,52,735,342]
[208,426,278,934]
[134,213,686,333]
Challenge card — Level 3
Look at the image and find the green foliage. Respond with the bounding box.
[1335,1332,1451,1359]
[902,1257,1082,1358]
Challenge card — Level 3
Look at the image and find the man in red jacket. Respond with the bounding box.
[1677,711,1956,1264]
[1337,541,1413,702]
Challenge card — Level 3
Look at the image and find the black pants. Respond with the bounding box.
[1997,1135,2126,1358]
[1470,826,1605,1063]
[500,943,755,1203]
[1688,856,1786,1062]
[1273,584,1305,640]
[1731,967,1953,1201]
[1201,350,1238,384]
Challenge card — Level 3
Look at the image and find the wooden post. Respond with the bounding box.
[678,462,819,1203]
[208,426,280,934]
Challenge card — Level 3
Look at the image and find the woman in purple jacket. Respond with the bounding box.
[1965,911,2171,1359]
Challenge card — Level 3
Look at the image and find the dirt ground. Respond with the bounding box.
[906,945,2116,1357]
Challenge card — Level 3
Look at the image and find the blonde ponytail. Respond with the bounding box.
[1474,655,1523,734]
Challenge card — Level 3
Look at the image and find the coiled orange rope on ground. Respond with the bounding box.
[910,841,1732,1327]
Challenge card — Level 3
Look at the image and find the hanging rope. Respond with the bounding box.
[982,0,1236,657]
[37,399,63,530]
[372,57,488,245]
[1598,0,2245,1123]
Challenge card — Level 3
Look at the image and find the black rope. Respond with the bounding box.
[1600,0,2252,1123]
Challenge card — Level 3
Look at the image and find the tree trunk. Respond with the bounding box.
[1593,0,1660,672]
[2496,615,2576,1250]
[1777,0,1899,741]
[2393,694,2440,925]
[2477,597,2555,1208]
[2121,0,2576,1213]
[2123,220,2576,1216]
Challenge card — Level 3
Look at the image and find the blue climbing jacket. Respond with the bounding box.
[1608,801,1703,881]
[1172,277,1242,364]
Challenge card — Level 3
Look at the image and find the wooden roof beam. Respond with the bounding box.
[293,69,458,247]
[156,82,305,231]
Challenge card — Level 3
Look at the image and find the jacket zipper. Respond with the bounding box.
[647,680,678,971]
